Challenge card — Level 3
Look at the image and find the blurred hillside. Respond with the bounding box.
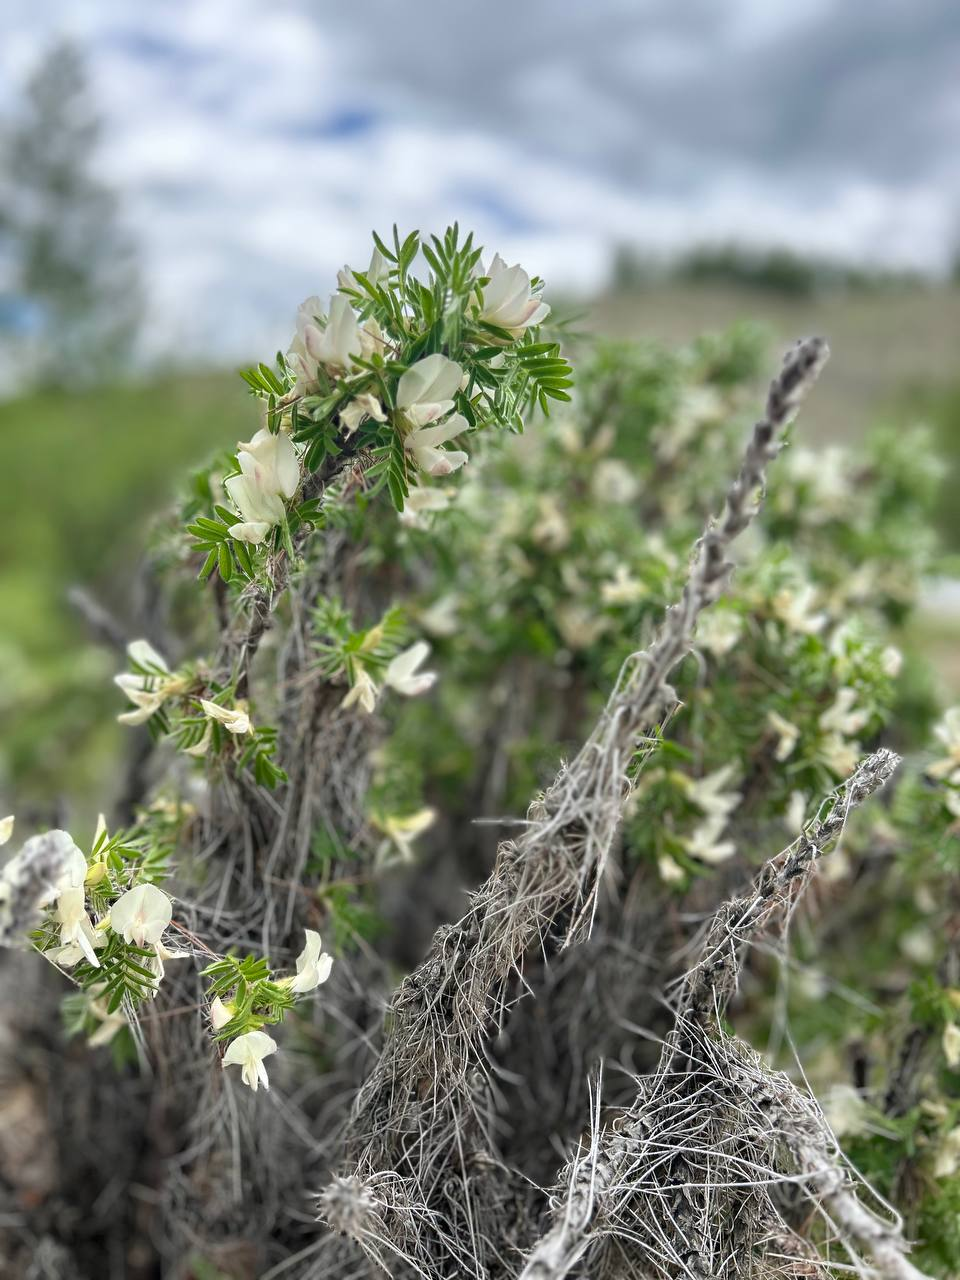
[594,280,960,445]
[0,374,244,817]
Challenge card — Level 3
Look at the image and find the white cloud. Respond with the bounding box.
[2,0,958,363]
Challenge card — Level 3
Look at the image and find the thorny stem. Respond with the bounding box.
[520,750,934,1280]
[325,339,830,1260]
[221,437,365,698]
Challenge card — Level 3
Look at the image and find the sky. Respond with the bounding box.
[2,0,960,362]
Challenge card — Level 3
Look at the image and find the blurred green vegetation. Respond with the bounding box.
[2,281,960,819]
[0,372,245,814]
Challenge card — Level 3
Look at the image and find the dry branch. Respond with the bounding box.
[520,749,933,1280]
[323,338,830,1269]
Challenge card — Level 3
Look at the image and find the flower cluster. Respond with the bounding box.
[205,930,334,1091]
[188,226,567,589]
[1,814,184,1043]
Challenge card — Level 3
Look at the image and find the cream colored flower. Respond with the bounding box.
[398,486,453,528]
[0,815,14,847]
[555,604,608,651]
[773,584,826,635]
[531,496,570,551]
[337,246,388,293]
[384,642,437,698]
[820,733,859,778]
[115,640,186,725]
[87,987,128,1047]
[199,699,252,735]
[305,294,362,373]
[225,428,300,545]
[928,707,960,783]
[684,816,736,865]
[591,459,638,505]
[404,415,469,476]
[341,667,379,715]
[287,929,334,994]
[146,939,189,992]
[377,808,436,866]
[767,710,801,762]
[601,564,646,606]
[340,392,387,437]
[686,765,741,820]
[694,608,742,658]
[820,688,870,737]
[934,1126,960,1179]
[477,254,550,332]
[222,1030,278,1092]
[210,995,233,1030]
[55,886,102,968]
[823,1084,869,1138]
[110,883,173,947]
[943,1022,960,1069]
[397,354,462,428]
[658,855,685,885]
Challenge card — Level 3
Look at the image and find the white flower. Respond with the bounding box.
[405,414,469,476]
[183,723,213,758]
[881,645,903,678]
[287,929,334,994]
[115,640,185,724]
[774,584,826,635]
[110,883,173,947]
[225,427,300,545]
[531,496,570,551]
[146,939,189,992]
[658,855,685,885]
[87,988,128,1047]
[199,699,252,735]
[340,392,387,437]
[591,459,638,505]
[55,886,102,967]
[286,294,324,394]
[398,486,453,528]
[820,733,859,778]
[785,790,807,831]
[555,603,609,651]
[823,1084,869,1138]
[934,1126,960,1179]
[767,710,801,762]
[928,707,960,783]
[127,639,169,672]
[341,667,379,715]
[686,765,741,820]
[338,246,388,293]
[116,687,167,726]
[601,564,646,606]
[477,253,550,332]
[0,815,14,847]
[819,688,869,737]
[384,642,437,698]
[695,608,742,657]
[222,1029,278,1092]
[943,1022,960,1069]
[684,816,736,865]
[396,354,462,428]
[306,294,362,373]
[210,995,233,1030]
[377,808,436,866]
[418,593,460,637]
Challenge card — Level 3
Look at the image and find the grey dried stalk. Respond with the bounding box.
[0,829,79,947]
[327,339,829,1262]
[521,749,932,1280]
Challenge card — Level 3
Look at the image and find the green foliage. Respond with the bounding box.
[201,952,296,1039]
